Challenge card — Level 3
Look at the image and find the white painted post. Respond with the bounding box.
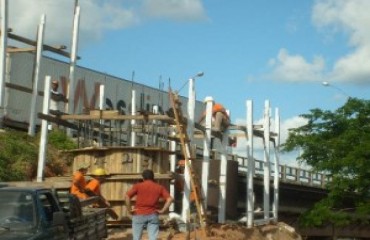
[187,78,195,142]
[28,14,46,136]
[246,100,254,228]
[66,5,80,119]
[263,100,271,221]
[36,76,51,182]
[202,96,213,209]
[130,89,136,147]
[273,108,280,221]
[182,77,195,222]
[0,0,8,124]
[152,105,158,145]
[169,135,176,212]
[218,115,229,223]
[98,84,104,147]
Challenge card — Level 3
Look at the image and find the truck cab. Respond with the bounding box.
[0,187,68,240]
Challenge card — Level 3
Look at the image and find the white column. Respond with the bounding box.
[182,78,195,222]
[202,97,213,209]
[36,76,51,182]
[187,78,195,141]
[130,89,136,147]
[0,0,8,117]
[169,135,176,212]
[218,115,229,223]
[98,84,104,147]
[273,108,280,221]
[65,4,81,136]
[152,105,158,145]
[28,14,46,136]
[66,5,80,117]
[263,100,271,220]
[246,100,254,228]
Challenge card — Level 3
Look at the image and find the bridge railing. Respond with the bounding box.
[232,155,329,188]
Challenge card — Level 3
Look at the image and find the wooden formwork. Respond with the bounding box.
[67,146,173,222]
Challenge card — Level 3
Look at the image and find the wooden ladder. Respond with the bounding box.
[168,89,208,236]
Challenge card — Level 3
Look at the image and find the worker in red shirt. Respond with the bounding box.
[125,169,173,240]
[70,163,90,200]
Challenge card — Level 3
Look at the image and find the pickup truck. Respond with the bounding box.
[0,186,108,240]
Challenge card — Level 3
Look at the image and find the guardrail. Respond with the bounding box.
[232,155,330,188]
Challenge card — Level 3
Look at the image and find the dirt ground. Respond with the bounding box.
[106,222,302,240]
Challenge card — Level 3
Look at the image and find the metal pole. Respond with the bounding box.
[246,100,254,228]
[28,14,46,136]
[36,76,51,182]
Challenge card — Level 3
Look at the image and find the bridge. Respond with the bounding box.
[191,155,370,238]
[235,157,370,239]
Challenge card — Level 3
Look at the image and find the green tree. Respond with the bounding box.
[283,98,370,227]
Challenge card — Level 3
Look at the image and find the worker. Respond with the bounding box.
[70,163,90,200]
[85,168,111,207]
[175,160,197,207]
[50,80,67,114]
[125,169,173,240]
[198,102,230,133]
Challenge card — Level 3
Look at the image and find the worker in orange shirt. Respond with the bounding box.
[70,163,90,200]
[175,160,197,203]
[85,168,111,207]
[199,102,230,133]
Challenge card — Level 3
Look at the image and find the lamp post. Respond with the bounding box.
[188,71,204,141]
[178,71,204,93]
[181,71,204,222]
[322,81,349,98]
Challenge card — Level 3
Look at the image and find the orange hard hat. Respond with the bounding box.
[213,103,225,112]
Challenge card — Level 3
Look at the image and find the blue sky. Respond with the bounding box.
[6,0,370,166]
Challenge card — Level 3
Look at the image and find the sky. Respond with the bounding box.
[4,0,370,166]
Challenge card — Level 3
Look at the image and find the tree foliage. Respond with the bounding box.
[283,98,370,226]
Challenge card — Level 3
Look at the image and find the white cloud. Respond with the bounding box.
[268,48,325,82]
[280,115,307,144]
[7,0,137,47]
[313,0,370,84]
[5,0,206,49]
[78,1,139,42]
[268,0,370,85]
[231,115,307,166]
[312,0,370,47]
[142,0,207,21]
[330,46,370,83]
[8,0,73,45]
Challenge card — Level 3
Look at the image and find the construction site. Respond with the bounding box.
[3,1,363,240]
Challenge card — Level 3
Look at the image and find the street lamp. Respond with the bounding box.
[193,71,204,78]
[322,81,349,98]
[180,71,204,222]
[178,71,204,93]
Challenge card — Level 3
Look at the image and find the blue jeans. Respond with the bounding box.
[132,213,159,240]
